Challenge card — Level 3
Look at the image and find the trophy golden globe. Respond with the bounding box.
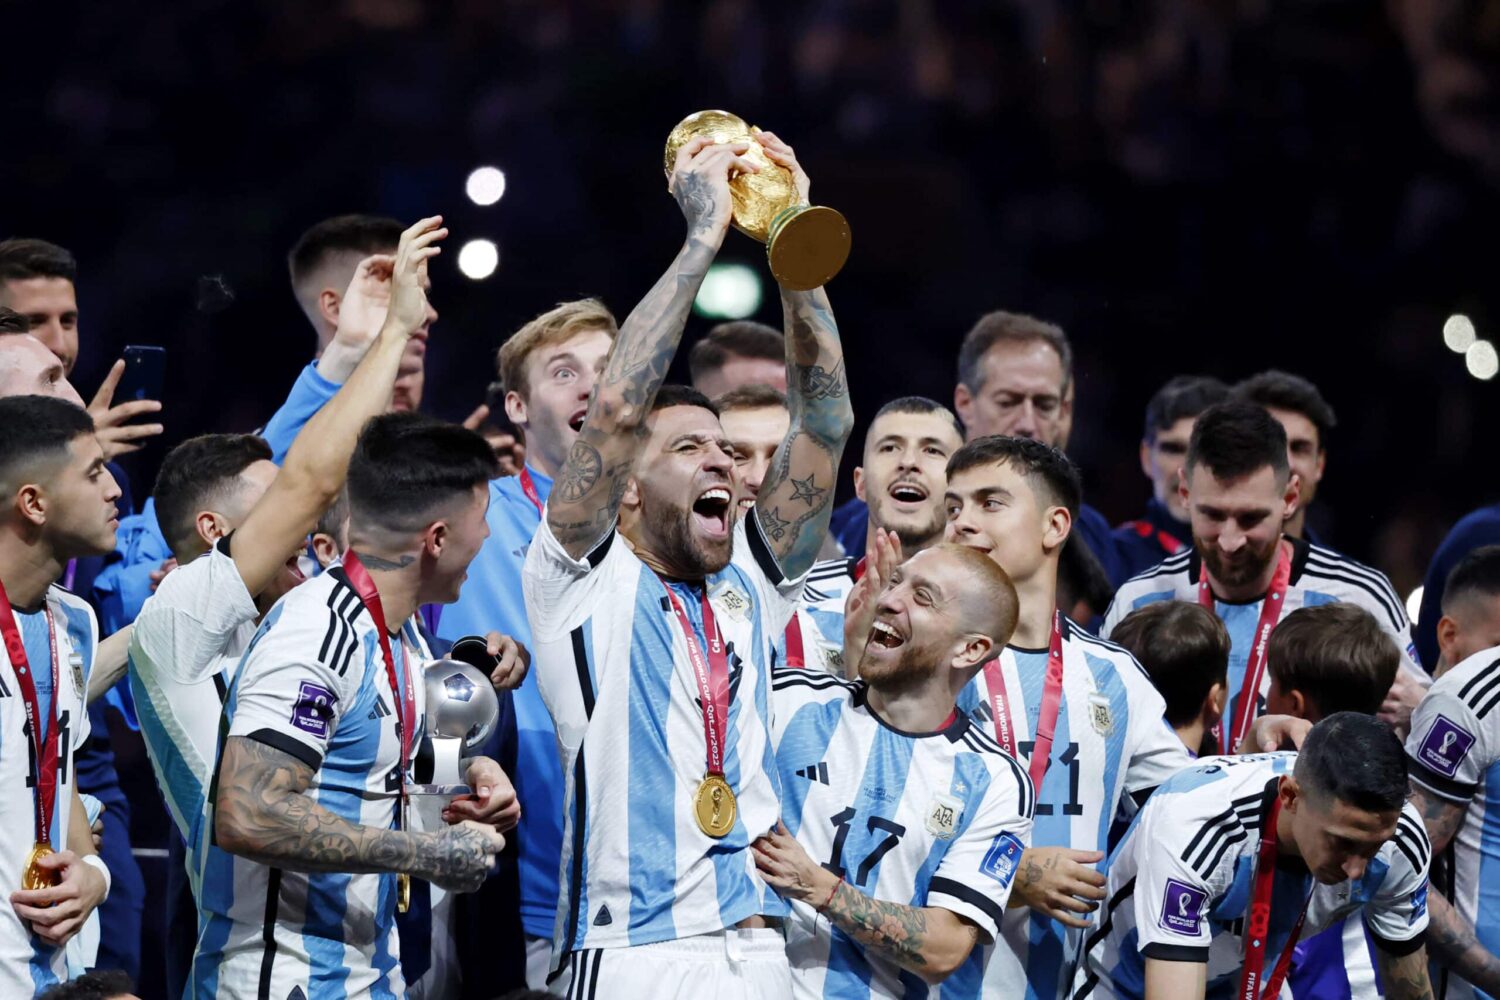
[664,110,851,291]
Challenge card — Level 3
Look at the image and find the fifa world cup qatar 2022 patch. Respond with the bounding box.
[1159,879,1208,936]
[1418,715,1476,778]
[291,681,337,739]
[979,831,1025,887]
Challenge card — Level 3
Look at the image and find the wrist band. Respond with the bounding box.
[82,854,111,901]
[818,875,843,912]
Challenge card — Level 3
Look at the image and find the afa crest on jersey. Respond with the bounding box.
[925,793,962,839]
[1088,693,1114,736]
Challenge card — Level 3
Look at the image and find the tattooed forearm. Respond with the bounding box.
[1412,786,1466,854]
[825,879,932,971]
[1426,893,1500,994]
[1378,944,1435,1000]
[214,737,495,892]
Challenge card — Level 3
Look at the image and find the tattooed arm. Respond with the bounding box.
[1377,943,1435,1000]
[754,823,979,983]
[751,131,855,579]
[1409,785,1500,992]
[546,137,753,559]
[214,736,504,892]
[1411,784,1467,856]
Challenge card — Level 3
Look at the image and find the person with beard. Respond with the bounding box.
[436,296,617,991]
[780,396,962,675]
[128,218,466,995]
[521,129,852,997]
[754,544,1035,998]
[0,395,120,996]
[930,435,1192,1000]
[1103,402,1428,740]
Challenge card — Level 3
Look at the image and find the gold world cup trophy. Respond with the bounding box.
[664,110,851,292]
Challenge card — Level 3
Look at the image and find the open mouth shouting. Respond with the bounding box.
[886,479,929,510]
[692,486,733,540]
[567,408,588,433]
[867,617,905,650]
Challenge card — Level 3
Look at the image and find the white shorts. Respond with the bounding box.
[562,927,791,1000]
[528,935,564,994]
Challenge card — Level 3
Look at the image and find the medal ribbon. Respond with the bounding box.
[983,609,1065,792]
[1239,785,1312,1000]
[1199,542,1292,754]
[0,579,60,846]
[664,583,731,779]
[342,553,418,824]
[782,555,865,669]
[518,467,545,517]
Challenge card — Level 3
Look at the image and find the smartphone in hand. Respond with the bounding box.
[117,345,166,402]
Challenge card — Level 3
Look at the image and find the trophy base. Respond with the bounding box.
[766,205,851,291]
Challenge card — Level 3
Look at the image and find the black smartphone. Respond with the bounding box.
[117,345,166,402]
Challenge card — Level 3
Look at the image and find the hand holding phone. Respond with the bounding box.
[87,346,165,460]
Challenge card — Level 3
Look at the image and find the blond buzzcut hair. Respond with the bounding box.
[496,298,618,400]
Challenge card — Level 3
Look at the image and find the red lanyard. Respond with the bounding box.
[983,610,1065,792]
[0,580,61,846]
[1199,542,1292,754]
[1240,785,1311,1000]
[664,583,731,779]
[518,467,545,517]
[342,553,417,820]
[783,556,867,669]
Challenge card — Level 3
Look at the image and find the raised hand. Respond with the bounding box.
[383,215,447,336]
[331,254,397,353]
[753,128,811,204]
[668,136,758,239]
[416,819,505,893]
[88,359,164,460]
[844,529,904,675]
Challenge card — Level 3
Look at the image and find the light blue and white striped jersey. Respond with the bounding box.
[775,556,862,674]
[522,513,803,958]
[770,668,1035,999]
[0,586,95,998]
[1404,644,1500,1000]
[129,538,259,896]
[1282,917,1383,1000]
[956,618,1191,1000]
[192,564,430,1000]
[1102,538,1429,742]
[1070,753,1431,1000]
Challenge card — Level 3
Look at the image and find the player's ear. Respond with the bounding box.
[424,519,448,557]
[953,633,993,672]
[1138,440,1152,480]
[1288,688,1307,721]
[1204,681,1226,724]
[16,482,47,528]
[1279,775,1300,814]
[1436,615,1460,669]
[503,388,528,429]
[619,476,642,511]
[953,382,974,428]
[1282,472,1301,519]
[852,465,867,503]
[1042,504,1072,553]
[195,509,228,548]
[310,532,340,570]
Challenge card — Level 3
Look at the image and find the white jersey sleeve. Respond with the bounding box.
[1404,654,1498,804]
[926,765,1034,943]
[1364,805,1432,949]
[1130,786,1237,959]
[225,599,362,768]
[133,538,258,685]
[521,517,634,642]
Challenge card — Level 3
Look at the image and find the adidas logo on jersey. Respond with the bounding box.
[795,762,830,784]
[368,695,391,721]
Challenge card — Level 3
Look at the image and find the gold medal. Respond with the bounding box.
[693,774,737,839]
[23,843,58,891]
[397,872,411,913]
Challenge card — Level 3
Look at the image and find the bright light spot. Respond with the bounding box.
[457,239,499,280]
[1466,339,1499,381]
[465,166,507,206]
[1406,586,1423,624]
[1444,314,1477,353]
[693,262,762,319]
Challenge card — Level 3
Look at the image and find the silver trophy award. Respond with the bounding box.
[408,657,500,798]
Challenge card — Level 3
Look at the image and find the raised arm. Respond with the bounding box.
[229,217,445,595]
[750,131,855,579]
[546,138,751,558]
[213,735,502,892]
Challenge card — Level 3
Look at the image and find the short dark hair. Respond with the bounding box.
[947,435,1082,520]
[714,384,787,414]
[347,413,500,534]
[1296,711,1408,813]
[1185,401,1289,482]
[152,434,274,558]
[1111,602,1230,728]
[0,238,78,285]
[1267,604,1399,718]
[0,396,95,496]
[0,306,30,336]
[316,486,351,542]
[287,214,403,291]
[650,383,720,418]
[688,321,784,386]
[1143,375,1229,444]
[38,969,136,1000]
[867,395,964,444]
[957,311,1072,395]
[1232,370,1337,446]
[1443,545,1500,615]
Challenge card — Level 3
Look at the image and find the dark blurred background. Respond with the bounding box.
[6,0,1500,600]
